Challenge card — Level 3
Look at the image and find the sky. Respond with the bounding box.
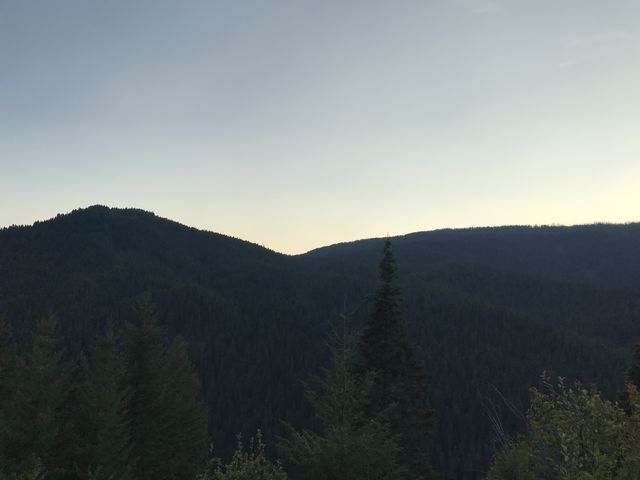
[1,0,639,254]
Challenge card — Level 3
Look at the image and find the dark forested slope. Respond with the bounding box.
[305,223,640,288]
[1,206,639,480]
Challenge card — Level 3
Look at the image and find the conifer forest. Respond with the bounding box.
[3,0,639,478]
[2,207,640,479]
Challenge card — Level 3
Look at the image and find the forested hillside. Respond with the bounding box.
[305,222,640,287]
[1,206,639,479]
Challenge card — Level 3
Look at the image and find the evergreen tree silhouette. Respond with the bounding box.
[359,239,435,479]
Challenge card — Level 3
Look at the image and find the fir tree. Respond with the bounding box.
[56,354,92,475]
[0,309,208,480]
[84,325,132,480]
[124,304,171,480]
[6,315,69,476]
[279,315,403,480]
[358,239,434,479]
[158,336,209,480]
[124,302,208,480]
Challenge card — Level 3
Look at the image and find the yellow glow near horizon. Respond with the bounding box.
[1,1,639,253]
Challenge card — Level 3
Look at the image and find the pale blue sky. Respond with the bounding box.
[1,0,639,253]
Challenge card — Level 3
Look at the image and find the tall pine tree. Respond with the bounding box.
[279,315,403,480]
[158,336,209,479]
[5,315,69,477]
[56,353,92,476]
[358,239,435,479]
[124,302,208,480]
[0,309,208,480]
[84,325,132,480]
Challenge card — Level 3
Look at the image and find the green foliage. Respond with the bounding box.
[124,304,169,480]
[200,432,287,480]
[357,239,434,479]
[279,316,403,480]
[4,315,69,475]
[3,207,640,479]
[529,378,622,479]
[627,344,640,389]
[618,384,640,479]
[487,375,640,480]
[83,326,132,480]
[0,306,208,480]
[486,441,536,480]
[124,303,209,480]
[157,336,209,478]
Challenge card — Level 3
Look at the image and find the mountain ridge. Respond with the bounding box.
[2,205,639,480]
[5,204,639,261]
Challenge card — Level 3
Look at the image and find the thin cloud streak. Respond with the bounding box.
[558,28,639,68]
[558,57,589,69]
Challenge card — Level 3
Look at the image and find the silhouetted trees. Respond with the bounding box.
[3,208,640,479]
[279,316,403,480]
[0,307,208,480]
[358,239,435,479]
[7,315,68,476]
[84,325,132,479]
[124,304,209,480]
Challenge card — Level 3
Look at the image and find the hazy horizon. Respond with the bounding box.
[3,204,639,255]
[2,1,639,253]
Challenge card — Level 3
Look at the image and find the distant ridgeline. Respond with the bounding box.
[1,205,640,480]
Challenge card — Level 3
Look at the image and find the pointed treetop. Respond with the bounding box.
[379,238,397,284]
